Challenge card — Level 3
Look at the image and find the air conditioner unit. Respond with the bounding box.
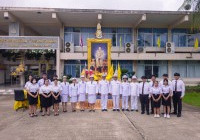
[137,47,145,53]
[65,42,74,53]
[165,42,175,53]
[125,42,134,53]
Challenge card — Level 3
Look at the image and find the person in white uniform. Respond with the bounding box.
[38,73,51,87]
[149,75,157,114]
[39,79,52,116]
[130,75,139,112]
[69,78,78,112]
[139,76,150,115]
[120,75,130,111]
[172,73,185,117]
[161,79,173,118]
[51,75,61,86]
[86,75,98,112]
[110,74,121,112]
[78,75,87,112]
[51,78,62,116]
[24,75,33,90]
[60,76,69,112]
[99,74,109,112]
[149,81,162,118]
[27,77,39,117]
[24,75,33,116]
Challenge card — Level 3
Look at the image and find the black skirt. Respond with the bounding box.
[52,92,61,104]
[40,93,52,108]
[152,94,161,108]
[28,92,38,105]
[162,93,171,106]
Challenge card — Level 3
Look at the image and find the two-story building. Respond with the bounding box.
[0,7,200,85]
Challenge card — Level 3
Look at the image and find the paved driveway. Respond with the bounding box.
[0,96,200,140]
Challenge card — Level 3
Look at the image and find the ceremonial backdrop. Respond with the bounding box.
[87,38,111,74]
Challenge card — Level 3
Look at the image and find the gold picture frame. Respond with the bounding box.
[87,38,111,73]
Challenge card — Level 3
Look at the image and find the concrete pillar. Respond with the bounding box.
[168,28,172,42]
[56,49,60,78]
[168,60,172,80]
[133,28,138,52]
[133,60,137,74]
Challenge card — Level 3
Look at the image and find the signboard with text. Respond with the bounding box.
[0,36,60,49]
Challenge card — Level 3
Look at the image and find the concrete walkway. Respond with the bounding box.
[0,96,200,140]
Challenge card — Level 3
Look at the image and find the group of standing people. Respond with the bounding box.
[24,72,185,118]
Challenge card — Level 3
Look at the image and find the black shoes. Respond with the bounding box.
[177,114,181,117]
[135,110,138,112]
[126,109,130,112]
[117,109,120,112]
[141,112,145,114]
[131,109,134,111]
[102,109,108,112]
[122,109,125,111]
[113,109,116,111]
[147,112,150,115]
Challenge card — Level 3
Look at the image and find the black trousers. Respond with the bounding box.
[140,94,149,113]
[173,92,182,114]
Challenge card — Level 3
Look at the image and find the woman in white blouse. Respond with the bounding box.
[51,78,62,116]
[69,78,78,112]
[161,79,173,118]
[150,81,162,118]
[39,79,52,116]
[27,77,39,117]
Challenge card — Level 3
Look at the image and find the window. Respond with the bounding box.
[64,27,133,47]
[172,61,200,78]
[64,60,87,78]
[138,28,168,47]
[137,61,168,79]
[172,29,200,47]
[112,60,133,72]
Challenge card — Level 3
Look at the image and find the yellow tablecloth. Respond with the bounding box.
[13,90,29,110]
[13,90,41,110]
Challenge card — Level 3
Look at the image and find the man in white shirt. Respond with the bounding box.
[121,75,130,111]
[38,73,51,87]
[172,73,185,117]
[139,76,150,115]
[130,76,139,111]
[99,74,109,111]
[149,74,156,114]
[78,75,87,111]
[110,74,121,112]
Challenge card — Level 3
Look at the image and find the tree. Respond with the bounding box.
[179,0,200,31]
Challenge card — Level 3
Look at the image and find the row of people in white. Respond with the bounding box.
[25,72,185,118]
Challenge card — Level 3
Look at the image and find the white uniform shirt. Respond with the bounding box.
[120,82,130,96]
[139,82,150,95]
[69,83,78,97]
[38,79,51,87]
[24,81,31,90]
[159,79,172,88]
[172,79,185,97]
[161,85,172,95]
[150,86,162,95]
[78,81,86,94]
[109,80,121,96]
[86,81,98,95]
[98,79,109,95]
[60,82,69,95]
[51,81,61,86]
[27,83,39,93]
[39,85,52,94]
[130,82,139,96]
[51,85,62,93]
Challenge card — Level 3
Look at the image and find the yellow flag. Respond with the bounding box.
[157,36,161,48]
[106,64,114,81]
[117,63,121,80]
[194,38,199,49]
[81,68,85,76]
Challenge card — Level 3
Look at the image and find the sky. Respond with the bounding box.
[0,0,184,11]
